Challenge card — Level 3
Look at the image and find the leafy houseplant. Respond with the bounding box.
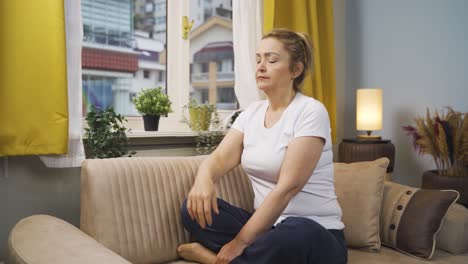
[132,87,172,131]
[403,107,468,207]
[84,106,135,159]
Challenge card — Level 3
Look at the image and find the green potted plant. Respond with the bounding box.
[181,100,225,155]
[184,99,216,131]
[194,108,224,155]
[132,87,172,131]
[403,107,468,207]
[84,106,135,159]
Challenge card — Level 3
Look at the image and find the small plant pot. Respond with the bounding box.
[143,115,160,131]
[422,170,468,208]
[189,107,212,131]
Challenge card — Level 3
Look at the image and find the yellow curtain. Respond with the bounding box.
[0,1,68,156]
[264,0,337,142]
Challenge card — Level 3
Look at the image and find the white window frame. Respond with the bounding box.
[163,0,190,131]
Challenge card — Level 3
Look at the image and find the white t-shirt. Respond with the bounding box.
[231,92,344,230]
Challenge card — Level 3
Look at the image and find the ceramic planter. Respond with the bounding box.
[189,107,212,131]
[422,170,468,208]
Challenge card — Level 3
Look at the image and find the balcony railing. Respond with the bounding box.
[191,71,234,82]
[83,31,133,48]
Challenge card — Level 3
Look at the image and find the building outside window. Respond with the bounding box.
[81,0,166,118]
[189,0,237,110]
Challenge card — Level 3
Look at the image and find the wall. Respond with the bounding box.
[336,0,468,186]
[0,156,81,260]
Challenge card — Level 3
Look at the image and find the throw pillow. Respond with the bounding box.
[334,157,389,252]
[380,181,459,259]
[436,203,468,254]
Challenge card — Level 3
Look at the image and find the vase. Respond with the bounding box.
[143,115,160,131]
[189,107,212,131]
[422,170,468,208]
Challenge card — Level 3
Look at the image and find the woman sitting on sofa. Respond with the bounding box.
[178,28,347,264]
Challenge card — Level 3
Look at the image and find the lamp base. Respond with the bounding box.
[356,134,382,141]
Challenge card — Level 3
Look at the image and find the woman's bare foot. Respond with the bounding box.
[177,242,217,264]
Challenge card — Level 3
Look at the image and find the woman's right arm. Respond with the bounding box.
[187,128,244,229]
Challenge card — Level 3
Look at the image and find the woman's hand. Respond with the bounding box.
[215,238,247,264]
[187,177,219,229]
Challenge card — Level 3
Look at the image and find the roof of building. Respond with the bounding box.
[189,16,232,40]
[193,41,233,63]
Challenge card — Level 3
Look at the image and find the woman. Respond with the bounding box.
[178,29,347,264]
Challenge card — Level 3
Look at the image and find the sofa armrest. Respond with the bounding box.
[7,215,131,264]
[437,203,468,254]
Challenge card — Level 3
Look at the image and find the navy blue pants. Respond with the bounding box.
[181,198,347,264]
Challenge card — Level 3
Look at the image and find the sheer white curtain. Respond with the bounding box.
[232,0,264,109]
[40,0,85,168]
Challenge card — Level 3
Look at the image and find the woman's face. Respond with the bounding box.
[255,37,298,92]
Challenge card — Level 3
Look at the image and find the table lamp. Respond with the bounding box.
[356,88,382,140]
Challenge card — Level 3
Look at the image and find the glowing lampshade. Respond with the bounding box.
[356,88,383,138]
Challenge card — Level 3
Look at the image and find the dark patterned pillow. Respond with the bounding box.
[380,181,459,259]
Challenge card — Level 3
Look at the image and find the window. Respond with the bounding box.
[217,87,237,110]
[81,0,237,132]
[155,2,166,12]
[143,70,150,79]
[129,92,136,102]
[158,71,164,82]
[145,2,153,12]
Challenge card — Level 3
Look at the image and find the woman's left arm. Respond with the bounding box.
[215,136,325,264]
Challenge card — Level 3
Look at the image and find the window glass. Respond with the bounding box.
[143,70,150,79]
[81,0,167,117]
[189,0,238,109]
[81,0,237,131]
[145,2,153,12]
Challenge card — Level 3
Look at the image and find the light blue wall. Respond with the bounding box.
[336,0,468,186]
[0,156,81,260]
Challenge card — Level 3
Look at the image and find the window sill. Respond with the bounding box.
[83,112,233,148]
[126,130,198,146]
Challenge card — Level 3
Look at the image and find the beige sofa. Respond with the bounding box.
[7,156,468,264]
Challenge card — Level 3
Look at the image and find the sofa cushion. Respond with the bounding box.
[348,246,468,264]
[436,203,468,254]
[334,158,389,252]
[380,181,459,259]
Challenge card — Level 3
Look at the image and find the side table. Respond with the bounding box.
[338,138,395,173]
